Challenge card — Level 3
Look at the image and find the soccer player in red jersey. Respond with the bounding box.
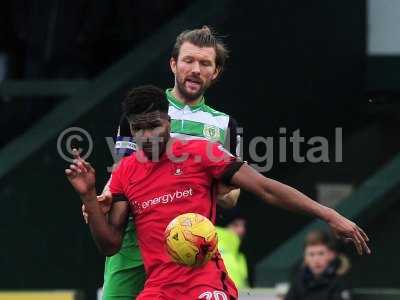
[66,86,370,300]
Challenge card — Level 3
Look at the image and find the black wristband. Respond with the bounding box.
[220,161,244,185]
[112,194,128,203]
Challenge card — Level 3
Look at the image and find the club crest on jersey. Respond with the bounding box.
[203,124,221,141]
[171,164,184,176]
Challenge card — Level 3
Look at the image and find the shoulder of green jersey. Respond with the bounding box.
[201,104,228,117]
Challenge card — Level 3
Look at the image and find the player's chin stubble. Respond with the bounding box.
[177,78,205,102]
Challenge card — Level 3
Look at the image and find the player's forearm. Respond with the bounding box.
[259,178,335,222]
[232,165,335,222]
[82,193,122,256]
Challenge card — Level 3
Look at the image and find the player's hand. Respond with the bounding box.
[82,191,112,223]
[216,183,240,209]
[97,190,113,214]
[216,182,236,195]
[327,210,371,255]
[65,149,96,199]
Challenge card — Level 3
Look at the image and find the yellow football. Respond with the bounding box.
[164,213,218,267]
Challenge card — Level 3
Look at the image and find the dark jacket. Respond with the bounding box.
[285,256,352,300]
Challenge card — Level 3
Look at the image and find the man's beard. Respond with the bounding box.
[176,75,209,102]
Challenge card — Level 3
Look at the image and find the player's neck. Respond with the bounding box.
[172,86,203,106]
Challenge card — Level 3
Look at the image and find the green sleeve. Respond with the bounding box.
[102,221,145,299]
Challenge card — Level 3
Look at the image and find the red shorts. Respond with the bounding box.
[136,284,237,300]
[137,256,238,300]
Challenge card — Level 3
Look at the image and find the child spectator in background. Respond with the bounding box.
[285,230,352,300]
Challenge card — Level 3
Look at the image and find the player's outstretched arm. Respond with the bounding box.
[66,149,128,256]
[230,163,371,255]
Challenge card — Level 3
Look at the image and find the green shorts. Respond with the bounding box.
[102,221,145,300]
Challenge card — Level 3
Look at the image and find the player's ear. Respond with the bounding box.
[212,66,220,81]
[170,57,177,75]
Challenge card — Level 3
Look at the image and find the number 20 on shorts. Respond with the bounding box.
[198,290,228,300]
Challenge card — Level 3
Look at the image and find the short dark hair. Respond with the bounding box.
[171,26,229,75]
[122,85,168,119]
[304,230,337,251]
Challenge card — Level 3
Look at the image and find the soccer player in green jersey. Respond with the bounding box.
[83,26,241,299]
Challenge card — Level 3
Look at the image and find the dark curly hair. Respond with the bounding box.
[122,85,168,119]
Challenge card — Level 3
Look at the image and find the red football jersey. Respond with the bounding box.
[110,139,239,299]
